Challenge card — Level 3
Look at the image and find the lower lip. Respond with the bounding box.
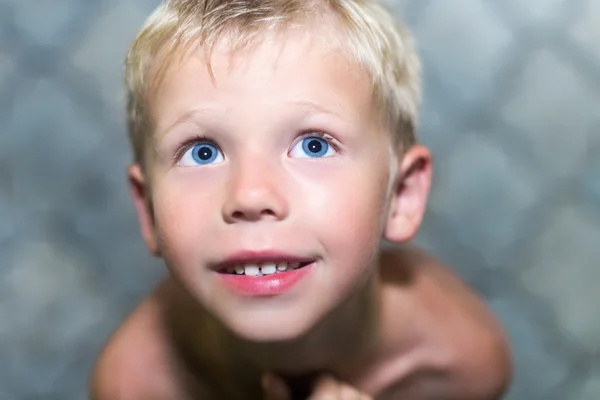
[218,264,313,296]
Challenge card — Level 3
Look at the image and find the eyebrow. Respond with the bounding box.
[155,107,220,139]
[288,99,344,118]
[156,99,350,140]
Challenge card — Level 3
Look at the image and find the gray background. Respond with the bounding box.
[0,0,599,399]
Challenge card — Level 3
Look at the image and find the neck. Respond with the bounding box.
[169,271,382,397]
[235,273,381,374]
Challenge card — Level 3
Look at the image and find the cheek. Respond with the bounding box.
[151,178,217,262]
[301,163,390,250]
[299,166,388,299]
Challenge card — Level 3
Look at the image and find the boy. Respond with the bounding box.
[91,0,512,398]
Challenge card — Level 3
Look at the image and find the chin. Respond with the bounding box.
[221,307,323,343]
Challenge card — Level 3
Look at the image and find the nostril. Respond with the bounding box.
[230,208,276,221]
[226,208,278,222]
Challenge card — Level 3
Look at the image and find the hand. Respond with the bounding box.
[262,373,373,400]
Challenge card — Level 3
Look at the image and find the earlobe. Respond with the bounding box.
[128,164,161,256]
[384,145,432,243]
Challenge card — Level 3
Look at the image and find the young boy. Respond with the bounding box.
[91,0,512,398]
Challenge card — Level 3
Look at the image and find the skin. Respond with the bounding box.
[91,26,512,399]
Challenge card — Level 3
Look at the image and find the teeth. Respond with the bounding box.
[261,263,277,275]
[226,261,309,275]
[244,264,260,276]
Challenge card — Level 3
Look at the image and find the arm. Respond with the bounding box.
[89,280,187,400]
[424,256,511,399]
[383,246,512,399]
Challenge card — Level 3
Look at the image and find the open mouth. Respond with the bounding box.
[218,261,313,276]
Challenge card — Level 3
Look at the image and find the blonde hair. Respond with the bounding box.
[125,0,421,165]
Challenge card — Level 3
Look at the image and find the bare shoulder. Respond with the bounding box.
[89,279,201,400]
[378,246,512,399]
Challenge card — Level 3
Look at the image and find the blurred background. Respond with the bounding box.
[0,0,599,398]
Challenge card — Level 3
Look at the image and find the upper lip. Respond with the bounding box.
[213,250,316,271]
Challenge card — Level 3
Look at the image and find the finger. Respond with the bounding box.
[339,383,374,400]
[314,377,374,400]
[308,375,341,400]
[262,373,292,400]
[338,383,362,400]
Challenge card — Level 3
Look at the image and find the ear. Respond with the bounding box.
[384,145,432,243]
[128,164,161,256]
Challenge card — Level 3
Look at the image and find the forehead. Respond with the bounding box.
[148,27,383,134]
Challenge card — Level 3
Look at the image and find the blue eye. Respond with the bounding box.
[179,142,224,166]
[289,136,336,158]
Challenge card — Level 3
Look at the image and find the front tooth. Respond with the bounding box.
[261,263,277,275]
[234,265,244,275]
[244,264,260,276]
[277,263,287,271]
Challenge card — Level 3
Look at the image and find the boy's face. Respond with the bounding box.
[130,27,431,341]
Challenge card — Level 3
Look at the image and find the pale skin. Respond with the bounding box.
[91,25,511,399]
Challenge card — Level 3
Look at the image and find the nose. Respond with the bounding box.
[221,156,289,223]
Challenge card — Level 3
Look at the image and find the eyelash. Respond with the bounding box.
[173,135,213,162]
[173,131,340,162]
[290,131,340,153]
